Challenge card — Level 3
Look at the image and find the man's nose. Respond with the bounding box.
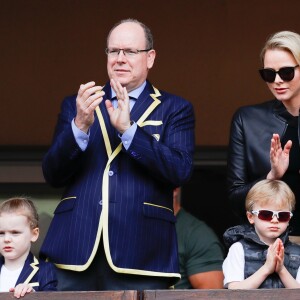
[116,50,126,61]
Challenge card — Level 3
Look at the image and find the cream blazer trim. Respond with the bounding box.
[23,256,39,285]
[55,212,104,271]
[96,106,112,157]
[61,196,76,201]
[55,106,122,271]
[56,86,179,277]
[100,86,179,277]
[140,120,163,127]
[143,202,173,213]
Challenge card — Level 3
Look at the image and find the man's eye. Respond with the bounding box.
[110,49,119,54]
[125,49,137,55]
[0,232,4,235]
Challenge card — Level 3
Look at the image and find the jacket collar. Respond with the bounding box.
[16,252,39,286]
[273,99,298,127]
[223,223,290,248]
[0,252,40,287]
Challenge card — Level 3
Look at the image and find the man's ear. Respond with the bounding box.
[246,211,255,224]
[147,49,156,69]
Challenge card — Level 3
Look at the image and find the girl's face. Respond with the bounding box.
[263,48,300,109]
[247,202,291,245]
[0,213,39,267]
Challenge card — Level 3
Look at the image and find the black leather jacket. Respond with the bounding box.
[227,99,300,234]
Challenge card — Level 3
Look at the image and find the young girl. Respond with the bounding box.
[223,179,300,289]
[0,197,57,298]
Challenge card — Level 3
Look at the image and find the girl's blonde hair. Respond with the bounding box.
[0,197,39,229]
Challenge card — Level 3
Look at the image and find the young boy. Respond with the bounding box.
[0,197,57,298]
[223,179,300,289]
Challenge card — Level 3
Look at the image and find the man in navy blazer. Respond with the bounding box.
[40,18,195,291]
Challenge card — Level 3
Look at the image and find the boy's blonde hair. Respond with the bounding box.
[0,197,39,229]
[245,179,295,212]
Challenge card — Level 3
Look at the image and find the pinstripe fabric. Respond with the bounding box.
[40,81,195,279]
[0,252,57,291]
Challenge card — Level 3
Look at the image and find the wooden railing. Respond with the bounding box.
[0,290,139,300]
[143,289,300,300]
[0,289,300,300]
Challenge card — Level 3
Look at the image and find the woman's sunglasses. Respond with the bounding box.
[259,65,299,83]
[251,209,293,222]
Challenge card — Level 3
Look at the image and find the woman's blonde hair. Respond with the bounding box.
[260,30,300,66]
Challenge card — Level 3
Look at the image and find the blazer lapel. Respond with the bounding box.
[16,253,39,287]
[130,81,161,124]
[95,83,119,157]
[95,81,161,158]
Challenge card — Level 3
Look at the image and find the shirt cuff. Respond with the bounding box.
[121,122,137,150]
[71,119,89,151]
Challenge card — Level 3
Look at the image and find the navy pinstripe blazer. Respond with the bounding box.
[0,252,57,291]
[40,81,195,280]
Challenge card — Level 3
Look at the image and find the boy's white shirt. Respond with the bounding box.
[0,265,23,291]
[222,242,245,287]
[222,241,300,288]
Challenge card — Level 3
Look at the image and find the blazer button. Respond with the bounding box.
[108,170,114,176]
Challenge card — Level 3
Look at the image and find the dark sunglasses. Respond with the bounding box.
[251,209,293,222]
[259,65,299,83]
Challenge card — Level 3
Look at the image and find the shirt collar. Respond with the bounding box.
[111,81,146,100]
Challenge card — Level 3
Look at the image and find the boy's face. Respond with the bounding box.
[247,203,291,245]
[0,213,39,266]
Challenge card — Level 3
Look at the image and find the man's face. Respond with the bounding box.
[107,22,156,92]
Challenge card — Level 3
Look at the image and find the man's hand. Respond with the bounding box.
[74,81,104,133]
[105,78,131,133]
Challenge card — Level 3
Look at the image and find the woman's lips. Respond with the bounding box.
[275,88,287,94]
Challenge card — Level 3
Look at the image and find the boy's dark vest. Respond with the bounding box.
[240,234,300,288]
